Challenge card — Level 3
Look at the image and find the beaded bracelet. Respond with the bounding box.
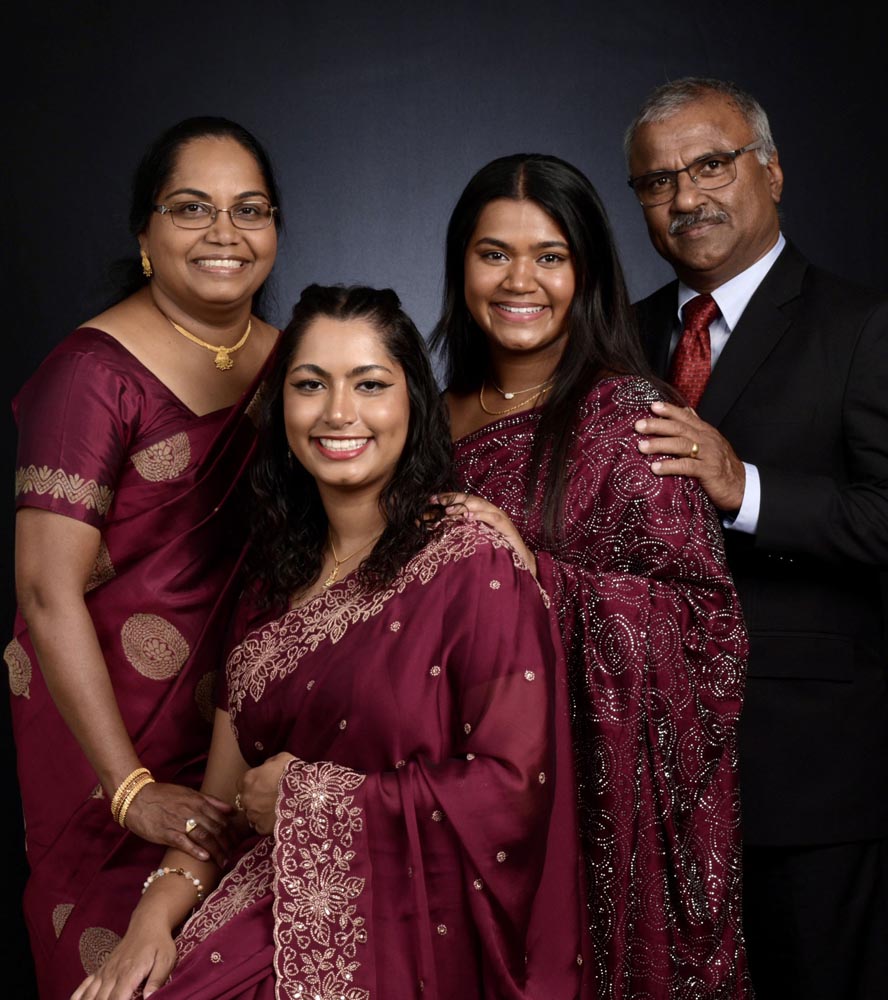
[110,766,152,821]
[116,773,156,828]
[142,866,206,902]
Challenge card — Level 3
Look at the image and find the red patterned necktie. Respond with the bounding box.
[668,293,720,408]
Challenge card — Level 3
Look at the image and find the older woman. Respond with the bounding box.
[432,154,751,998]
[6,117,281,998]
[72,284,584,1000]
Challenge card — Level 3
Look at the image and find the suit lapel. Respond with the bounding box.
[697,243,808,427]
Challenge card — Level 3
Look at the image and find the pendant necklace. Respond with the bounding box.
[323,532,381,588]
[478,381,553,417]
[163,314,252,371]
[491,375,555,400]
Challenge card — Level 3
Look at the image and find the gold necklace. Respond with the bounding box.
[323,533,381,588]
[478,381,553,417]
[491,375,555,400]
[165,316,252,371]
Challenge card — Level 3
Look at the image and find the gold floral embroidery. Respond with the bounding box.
[130,432,191,482]
[121,614,190,679]
[244,383,266,427]
[194,671,216,724]
[52,902,74,938]
[4,639,31,698]
[90,785,104,799]
[227,522,515,715]
[15,465,113,515]
[85,540,116,593]
[273,761,368,1000]
[79,926,120,974]
[176,838,274,966]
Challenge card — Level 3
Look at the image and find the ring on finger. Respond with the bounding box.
[689,441,700,459]
[185,817,198,834]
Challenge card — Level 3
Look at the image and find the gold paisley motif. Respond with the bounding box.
[79,926,121,974]
[85,540,116,593]
[121,614,190,679]
[15,465,113,515]
[4,638,31,698]
[52,903,74,938]
[194,671,216,724]
[130,432,191,482]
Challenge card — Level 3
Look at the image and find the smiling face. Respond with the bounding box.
[284,317,410,499]
[629,94,783,292]
[139,135,277,316]
[463,198,576,368]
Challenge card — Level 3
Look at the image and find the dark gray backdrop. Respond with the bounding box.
[4,2,886,993]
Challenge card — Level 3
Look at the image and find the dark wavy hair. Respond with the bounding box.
[246,284,453,609]
[111,116,283,315]
[430,153,657,541]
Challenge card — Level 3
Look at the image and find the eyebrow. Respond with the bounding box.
[164,187,270,201]
[289,363,395,377]
[473,236,570,251]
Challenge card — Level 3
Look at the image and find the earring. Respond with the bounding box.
[140,249,153,278]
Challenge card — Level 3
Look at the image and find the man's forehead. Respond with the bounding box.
[631,98,750,166]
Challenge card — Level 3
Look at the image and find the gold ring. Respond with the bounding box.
[234,793,243,812]
[689,441,700,458]
[185,817,198,834]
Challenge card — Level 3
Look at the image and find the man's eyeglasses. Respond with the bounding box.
[153,201,278,230]
[628,141,764,207]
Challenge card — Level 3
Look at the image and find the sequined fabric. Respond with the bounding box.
[454,376,751,999]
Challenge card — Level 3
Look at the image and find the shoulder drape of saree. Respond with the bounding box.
[454,377,751,999]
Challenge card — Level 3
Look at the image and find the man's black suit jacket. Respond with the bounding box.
[635,241,888,845]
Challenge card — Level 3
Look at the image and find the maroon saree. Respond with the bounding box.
[5,328,272,1000]
[454,377,751,999]
[152,519,585,999]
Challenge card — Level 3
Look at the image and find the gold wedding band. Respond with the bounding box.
[185,817,198,834]
[689,441,700,458]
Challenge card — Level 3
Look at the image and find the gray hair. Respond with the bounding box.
[624,77,776,166]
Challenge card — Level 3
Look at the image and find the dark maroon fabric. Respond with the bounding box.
[6,329,272,1000]
[453,376,751,999]
[157,520,585,999]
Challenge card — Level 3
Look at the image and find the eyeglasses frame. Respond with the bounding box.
[627,141,765,206]
[153,200,278,230]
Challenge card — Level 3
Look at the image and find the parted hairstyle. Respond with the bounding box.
[113,116,282,312]
[430,153,655,541]
[247,284,453,608]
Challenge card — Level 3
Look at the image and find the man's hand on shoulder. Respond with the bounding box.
[634,400,746,513]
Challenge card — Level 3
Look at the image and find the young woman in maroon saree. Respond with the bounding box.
[6,118,281,999]
[431,156,751,998]
[72,285,585,1000]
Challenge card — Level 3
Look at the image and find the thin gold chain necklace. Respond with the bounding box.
[323,532,381,588]
[164,315,252,371]
[491,375,555,400]
[478,381,553,417]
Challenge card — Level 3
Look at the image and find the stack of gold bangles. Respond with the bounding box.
[110,766,156,827]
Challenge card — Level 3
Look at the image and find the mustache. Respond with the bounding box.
[669,208,729,235]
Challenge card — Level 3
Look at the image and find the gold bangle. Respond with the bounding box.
[110,766,152,820]
[117,774,155,828]
[142,866,206,902]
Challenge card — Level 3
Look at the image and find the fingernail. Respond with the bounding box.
[651,462,661,472]
[652,401,665,411]
[199,849,209,861]
[635,420,647,431]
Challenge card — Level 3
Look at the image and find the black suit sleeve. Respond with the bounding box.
[755,298,888,566]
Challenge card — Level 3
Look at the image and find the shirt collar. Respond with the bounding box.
[676,232,786,331]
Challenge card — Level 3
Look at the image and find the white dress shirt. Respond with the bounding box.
[668,233,786,534]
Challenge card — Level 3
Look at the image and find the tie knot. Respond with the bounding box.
[682,293,720,331]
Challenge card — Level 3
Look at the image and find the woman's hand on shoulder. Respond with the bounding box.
[237,752,298,835]
[439,493,537,577]
[70,912,176,1000]
[124,782,236,867]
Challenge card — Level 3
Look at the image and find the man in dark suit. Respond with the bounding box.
[625,77,888,999]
